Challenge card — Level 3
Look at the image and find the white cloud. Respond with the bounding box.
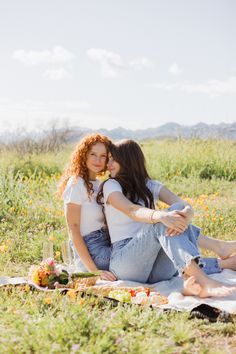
[129,57,153,70]
[12,46,76,66]
[152,76,236,97]
[169,62,182,76]
[43,68,71,80]
[182,77,236,96]
[87,48,154,78]
[87,48,125,78]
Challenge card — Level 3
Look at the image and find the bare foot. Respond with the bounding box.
[218,255,236,271]
[182,276,202,296]
[217,240,236,259]
[198,278,236,298]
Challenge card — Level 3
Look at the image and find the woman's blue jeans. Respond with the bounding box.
[70,227,111,271]
[109,203,221,283]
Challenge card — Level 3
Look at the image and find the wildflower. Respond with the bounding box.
[55,251,61,260]
[79,298,85,305]
[0,245,8,253]
[67,290,77,301]
[44,297,52,305]
[49,235,56,242]
[6,239,13,244]
[24,284,31,292]
[71,344,80,353]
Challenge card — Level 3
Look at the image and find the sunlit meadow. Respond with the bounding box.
[0,139,236,353]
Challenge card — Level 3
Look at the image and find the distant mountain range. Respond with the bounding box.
[1,122,236,143]
[69,122,236,141]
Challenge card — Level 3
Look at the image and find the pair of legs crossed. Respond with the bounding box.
[110,203,236,297]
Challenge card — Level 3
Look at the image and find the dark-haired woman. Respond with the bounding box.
[99,139,236,297]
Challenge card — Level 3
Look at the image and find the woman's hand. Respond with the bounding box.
[100,270,117,281]
[159,211,188,236]
[175,206,194,224]
[165,206,194,236]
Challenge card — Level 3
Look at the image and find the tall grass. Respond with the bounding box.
[143,139,236,181]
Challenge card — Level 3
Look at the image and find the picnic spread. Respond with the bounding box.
[1,258,236,319]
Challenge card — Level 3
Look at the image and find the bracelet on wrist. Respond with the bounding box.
[150,210,156,224]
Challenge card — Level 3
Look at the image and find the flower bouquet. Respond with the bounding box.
[28,258,100,289]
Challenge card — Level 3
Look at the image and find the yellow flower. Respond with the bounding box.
[55,251,61,260]
[6,239,13,244]
[30,268,40,285]
[67,290,77,301]
[0,245,8,253]
[49,235,56,242]
[24,284,31,292]
[44,297,52,305]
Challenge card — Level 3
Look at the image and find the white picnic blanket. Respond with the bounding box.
[1,269,236,313]
[95,269,236,314]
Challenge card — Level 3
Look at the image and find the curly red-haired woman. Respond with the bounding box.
[57,133,116,281]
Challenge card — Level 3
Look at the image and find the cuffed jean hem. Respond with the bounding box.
[201,257,222,275]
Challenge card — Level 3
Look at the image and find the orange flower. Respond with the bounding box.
[79,298,85,305]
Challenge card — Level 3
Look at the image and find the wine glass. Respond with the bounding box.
[61,240,75,273]
[42,241,54,261]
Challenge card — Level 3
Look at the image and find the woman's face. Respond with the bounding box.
[86,142,107,179]
[107,153,121,177]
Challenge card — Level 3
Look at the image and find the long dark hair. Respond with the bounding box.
[97,139,155,209]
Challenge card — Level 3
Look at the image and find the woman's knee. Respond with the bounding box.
[168,202,185,211]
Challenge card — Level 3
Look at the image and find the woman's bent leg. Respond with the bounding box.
[109,225,163,283]
[147,248,178,283]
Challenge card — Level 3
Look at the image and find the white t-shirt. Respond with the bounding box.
[63,176,105,236]
[103,178,163,243]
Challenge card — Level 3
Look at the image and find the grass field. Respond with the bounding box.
[0,139,236,353]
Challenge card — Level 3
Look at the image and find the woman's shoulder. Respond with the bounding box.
[103,179,123,200]
[103,178,122,189]
[66,176,85,189]
[63,176,87,204]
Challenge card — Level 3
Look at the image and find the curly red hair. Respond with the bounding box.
[57,133,111,198]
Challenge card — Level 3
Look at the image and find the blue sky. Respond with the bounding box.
[0,0,235,132]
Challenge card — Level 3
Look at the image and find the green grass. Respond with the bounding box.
[0,138,236,353]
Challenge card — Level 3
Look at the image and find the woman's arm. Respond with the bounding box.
[159,185,194,223]
[107,192,188,233]
[65,203,116,281]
